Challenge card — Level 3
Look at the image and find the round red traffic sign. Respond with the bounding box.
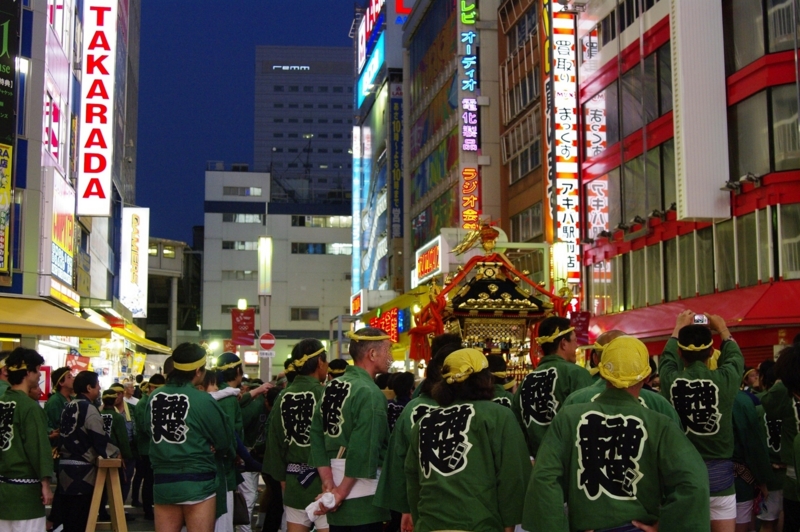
[259,333,276,350]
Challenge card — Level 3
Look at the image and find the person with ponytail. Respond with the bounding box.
[404,348,530,532]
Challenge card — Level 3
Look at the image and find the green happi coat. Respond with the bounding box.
[755,400,785,491]
[732,391,773,502]
[0,389,55,520]
[0,379,9,397]
[492,384,514,408]
[404,400,531,532]
[761,380,800,501]
[134,392,152,456]
[147,382,235,506]
[524,388,710,532]
[374,393,439,514]
[241,394,266,449]
[309,365,391,526]
[563,378,682,426]
[101,406,132,459]
[263,375,325,509]
[216,382,243,491]
[44,391,69,432]
[659,337,743,496]
[512,354,594,456]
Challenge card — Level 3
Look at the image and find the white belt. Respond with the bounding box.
[331,458,380,499]
[787,466,796,480]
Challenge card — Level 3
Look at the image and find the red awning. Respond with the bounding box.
[590,281,800,341]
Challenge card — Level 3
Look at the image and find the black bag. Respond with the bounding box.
[232,490,250,526]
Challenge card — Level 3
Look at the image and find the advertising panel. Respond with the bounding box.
[409,0,457,110]
[415,235,448,285]
[0,144,11,273]
[352,126,362,291]
[370,307,399,343]
[77,0,118,216]
[120,207,149,317]
[390,84,403,239]
[51,174,75,285]
[357,31,385,109]
[457,0,481,231]
[231,308,256,346]
[350,289,365,316]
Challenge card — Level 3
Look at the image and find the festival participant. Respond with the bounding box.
[387,372,415,430]
[98,389,134,522]
[525,336,710,532]
[239,378,272,532]
[147,343,235,532]
[214,352,246,532]
[512,316,593,456]
[766,345,800,532]
[487,354,514,408]
[44,367,73,433]
[731,390,772,532]
[327,359,348,381]
[755,360,784,532]
[660,310,744,532]
[0,348,54,532]
[375,341,462,532]
[58,370,119,532]
[405,348,531,532]
[309,327,393,532]
[107,382,135,502]
[263,339,329,532]
[563,333,682,425]
[133,373,166,520]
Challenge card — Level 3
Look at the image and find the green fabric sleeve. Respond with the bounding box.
[26,405,55,480]
[374,413,412,513]
[759,381,788,419]
[403,424,421,524]
[572,365,595,392]
[657,422,712,530]
[112,414,132,459]
[658,338,680,401]
[716,340,745,391]
[262,394,288,481]
[522,413,569,532]
[343,390,387,479]
[495,411,532,527]
[44,395,62,431]
[239,392,254,409]
[308,401,328,469]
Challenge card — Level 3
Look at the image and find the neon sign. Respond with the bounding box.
[415,236,445,284]
[458,0,481,231]
[370,307,399,343]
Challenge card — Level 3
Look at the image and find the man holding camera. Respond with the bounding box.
[660,310,744,532]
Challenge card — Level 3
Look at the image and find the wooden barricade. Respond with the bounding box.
[85,458,127,532]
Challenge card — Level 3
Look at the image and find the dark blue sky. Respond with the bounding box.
[136,1,354,244]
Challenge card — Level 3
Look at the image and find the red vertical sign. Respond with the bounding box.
[231,309,256,346]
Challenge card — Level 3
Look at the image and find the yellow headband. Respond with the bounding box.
[677,340,713,352]
[491,371,507,378]
[742,368,755,382]
[346,331,392,342]
[0,358,5,370]
[173,358,207,371]
[535,326,575,346]
[216,359,242,371]
[55,370,69,386]
[6,364,27,372]
[502,379,515,390]
[328,368,346,375]
[292,347,325,369]
[442,348,488,384]
[102,390,119,399]
[577,342,604,352]
[150,383,164,389]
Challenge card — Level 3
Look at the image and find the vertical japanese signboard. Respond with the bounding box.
[0,0,19,274]
[51,174,75,286]
[77,0,118,216]
[231,308,256,347]
[120,207,149,317]
[542,0,580,284]
[390,83,403,238]
[458,0,481,231]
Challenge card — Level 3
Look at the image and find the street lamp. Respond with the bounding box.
[237,298,248,310]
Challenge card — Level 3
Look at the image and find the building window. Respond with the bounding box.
[318,133,329,138]
[163,246,176,258]
[221,305,259,314]
[289,103,299,108]
[289,86,299,92]
[289,119,299,123]
[318,119,329,123]
[288,133,298,138]
[222,270,258,281]
[318,86,329,92]
[781,203,800,279]
[273,118,284,123]
[584,81,619,159]
[772,84,800,171]
[223,186,262,197]
[664,238,678,302]
[148,245,158,256]
[333,86,344,93]
[716,219,736,291]
[696,227,715,295]
[291,215,353,228]
[304,86,314,92]
[507,5,537,55]
[321,104,331,108]
[291,307,319,321]
[510,203,543,242]
[737,212,759,287]
[274,133,284,138]
[222,213,264,224]
[274,103,284,108]
[222,241,258,250]
[290,242,353,255]
[333,133,343,138]
[274,85,284,92]
[678,232,696,298]
[728,91,769,181]
[723,0,765,73]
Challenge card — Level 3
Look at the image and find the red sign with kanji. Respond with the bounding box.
[231,308,256,346]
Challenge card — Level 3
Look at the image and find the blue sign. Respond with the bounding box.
[357,32,385,108]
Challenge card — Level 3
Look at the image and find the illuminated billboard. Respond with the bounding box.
[357,32,385,109]
[51,174,75,285]
[120,208,149,317]
[77,0,118,216]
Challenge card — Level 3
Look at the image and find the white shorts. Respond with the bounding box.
[710,494,737,521]
[0,517,47,532]
[735,500,753,524]
[175,493,215,505]
[757,489,783,521]
[285,505,328,530]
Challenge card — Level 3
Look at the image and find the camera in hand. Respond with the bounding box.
[693,314,708,325]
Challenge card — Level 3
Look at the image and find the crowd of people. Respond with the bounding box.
[0,312,799,532]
